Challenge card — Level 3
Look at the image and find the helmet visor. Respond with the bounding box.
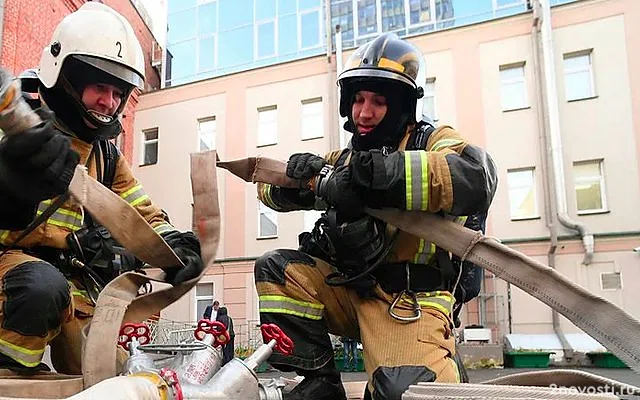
[74,54,144,89]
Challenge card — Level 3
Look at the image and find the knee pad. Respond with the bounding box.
[3,261,70,336]
[254,249,315,285]
[370,365,436,400]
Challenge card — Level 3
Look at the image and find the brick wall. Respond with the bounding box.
[0,0,161,162]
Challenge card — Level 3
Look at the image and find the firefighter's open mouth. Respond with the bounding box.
[88,110,113,123]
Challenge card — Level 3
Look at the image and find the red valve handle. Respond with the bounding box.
[260,323,294,356]
[160,368,183,400]
[194,318,230,347]
[118,322,151,350]
[118,323,151,349]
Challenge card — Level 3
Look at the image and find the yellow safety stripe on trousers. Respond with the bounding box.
[259,295,325,320]
[38,199,83,231]
[0,337,45,367]
[402,291,455,317]
[153,223,175,235]
[429,138,464,152]
[120,184,150,207]
[404,151,429,211]
[259,183,280,211]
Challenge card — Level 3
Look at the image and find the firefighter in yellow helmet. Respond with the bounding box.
[0,3,202,374]
[255,33,498,399]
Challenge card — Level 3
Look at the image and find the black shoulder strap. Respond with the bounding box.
[406,121,436,151]
[99,140,119,189]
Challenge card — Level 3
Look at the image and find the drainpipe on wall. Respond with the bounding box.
[531,0,575,362]
[325,0,339,150]
[335,25,349,149]
[538,0,594,266]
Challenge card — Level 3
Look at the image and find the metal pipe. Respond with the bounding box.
[325,0,339,151]
[532,0,574,362]
[538,0,594,265]
[335,24,350,149]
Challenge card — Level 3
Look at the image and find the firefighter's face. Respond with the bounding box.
[352,91,388,135]
[81,83,123,119]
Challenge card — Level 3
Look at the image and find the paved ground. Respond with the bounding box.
[258,367,640,398]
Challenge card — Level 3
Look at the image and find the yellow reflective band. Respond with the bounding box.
[404,151,429,211]
[0,230,9,245]
[259,295,324,321]
[430,138,464,152]
[130,194,150,207]
[0,338,45,367]
[404,152,413,210]
[120,184,143,199]
[36,202,84,231]
[378,57,405,73]
[154,223,175,235]
[260,184,279,210]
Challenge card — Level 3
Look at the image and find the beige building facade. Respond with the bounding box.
[132,0,640,348]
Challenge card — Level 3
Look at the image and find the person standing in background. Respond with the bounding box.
[203,300,219,321]
[216,307,235,365]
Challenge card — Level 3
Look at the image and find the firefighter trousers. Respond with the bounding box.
[255,249,459,399]
[0,249,94,374]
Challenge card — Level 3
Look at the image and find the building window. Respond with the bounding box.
[256,20,276,58]
[573,159,607,214]
[500,63,528,111]
[141,128,159,166]
[258,106,278,146]
[357,0,378,37]
[303,210,323,232]
[600,272,622,291]
[494,0,524,9]
[507,167,538,220]
[300,9,322,49]
[381,0,406,32]
[423,78,437,121]
[301,98,324,140]
[198,117,216,151]
[258,201,278,238]
[257,105,278,146]
[409,0,431,25]
[564,50,595,101]
[195,282,215,321]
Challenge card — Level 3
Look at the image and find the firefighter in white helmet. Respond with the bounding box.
[0,2,202,374]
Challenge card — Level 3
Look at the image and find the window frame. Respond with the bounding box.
[298,7,323,50]
[499,62,529,112]
[563,49,596,102]
[257,201,278,239]
[257,105,278,147]
[600,272,622,291]
[194,281,215,322]
[140,127,159,166]
[423,77,438,122]
[506,167,539,221]
[573,159,608,215]
[255,18,278,59]
[301,97,324,140]
[197,116,217,152]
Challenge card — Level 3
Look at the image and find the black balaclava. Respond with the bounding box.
[40,56,130,143]
[342,77,415,152]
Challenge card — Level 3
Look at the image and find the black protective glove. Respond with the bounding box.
[286,152,327,181]
[161,230,204,286]
[0,118,79,203]
[315,165,365,218]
